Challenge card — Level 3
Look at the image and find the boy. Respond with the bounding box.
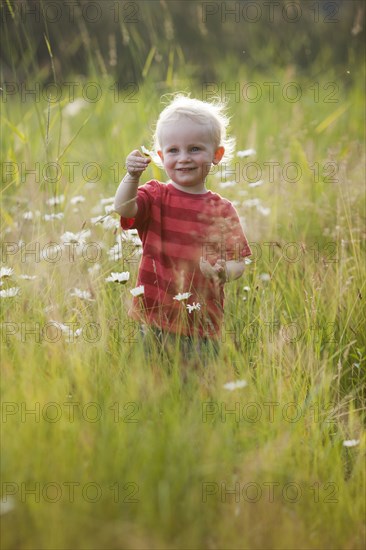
[113,95,251,360]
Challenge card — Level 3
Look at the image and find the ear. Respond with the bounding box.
[213,146,225,165]
[157,150,164,162]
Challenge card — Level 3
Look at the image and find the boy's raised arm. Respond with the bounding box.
[113,149,150,218]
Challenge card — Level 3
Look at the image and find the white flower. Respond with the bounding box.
[173,292,192,302]
[259,273,271,281]
[105,272,130,284]
[130,236,142,247]
[223,380,248,391]
[108,243,122,261]
[186,302,201,313]
[100,197,116,205]
[243,286,250,292]
[49,320,82,342]
[244,258,252,265]
[88,263,101,275]
[0,267,14,279]
[0,496,15,516]
[257,205,271,216]
[103,216,120,230]
[343,439,360,448]
[92,215,119,230]
[43,213,64,221]
[63,98,87,117]
[237,148,256,157]
[70,288,94,301]
[23,211,33,220]
[70,195,85,205]
[242,198,261,208]
[19,274,37,280]
[248,179,264,188]
[46,195,64,206]
[125,229,138,236]
[219,180,237,189]
[0,287,20,298]
[130,285,144,297]
[61,230,91,247]
[141,145,154,157]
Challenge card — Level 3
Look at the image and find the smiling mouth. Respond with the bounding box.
[177,168,197,171]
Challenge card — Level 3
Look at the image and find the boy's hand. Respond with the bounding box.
[126,149,151,178]
[199,257,227,284]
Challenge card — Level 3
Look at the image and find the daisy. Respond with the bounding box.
[186,302,201,313]
[173,292,192,302]
[130,285,144,297]
[19,275,37,280]
[141,145,154,157]
[70,288,94,301]
[102,216,120,230]
[244,258,252,265]
[0,287,20,298]
[61,230,91,247]
[46,195,64,206]
[242,198,261,208]
[108,243,122,261]
[259,273,271,281]
[88,263,101,275]
[100,197,115,205]
[50,320,82,342]
[243,286,250,292]
[43,213,64,221]
[63,98,87,117]
[23,211,33,220]
[256,205,271,216]
[343,439,360,447]
[0,267,14,279]
[219,180,237,189]
[237,148,256,157]
[70,195,85,205]
[248,179,264,188]
[125,229,138,237]
[223,380,248,391]
[105,272,130,284]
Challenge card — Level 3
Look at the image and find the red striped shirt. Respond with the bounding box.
[120,180,251,339]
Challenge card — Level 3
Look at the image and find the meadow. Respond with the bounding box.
[1,59,365,549]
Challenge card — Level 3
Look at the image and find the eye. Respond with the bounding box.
[168,147,178,153]
[191,146,200,152]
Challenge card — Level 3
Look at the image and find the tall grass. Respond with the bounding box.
[1,45,365,550]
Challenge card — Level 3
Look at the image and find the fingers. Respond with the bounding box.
[126,150,151,176]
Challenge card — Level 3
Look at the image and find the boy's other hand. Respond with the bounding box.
[126,149,151,178]
[199,257,227,284]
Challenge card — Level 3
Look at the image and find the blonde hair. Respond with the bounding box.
[151,93,236,168]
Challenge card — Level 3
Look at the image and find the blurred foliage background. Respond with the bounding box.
[1,0,364,86]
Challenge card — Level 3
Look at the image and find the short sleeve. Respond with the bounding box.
[224,203,252,261]
[120,180,158,230]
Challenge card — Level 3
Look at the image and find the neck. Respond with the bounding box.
[170,180,208,194]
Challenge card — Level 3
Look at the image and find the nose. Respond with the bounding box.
[178,150,191,163]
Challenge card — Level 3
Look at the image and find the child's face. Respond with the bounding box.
[157,117,224,190]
